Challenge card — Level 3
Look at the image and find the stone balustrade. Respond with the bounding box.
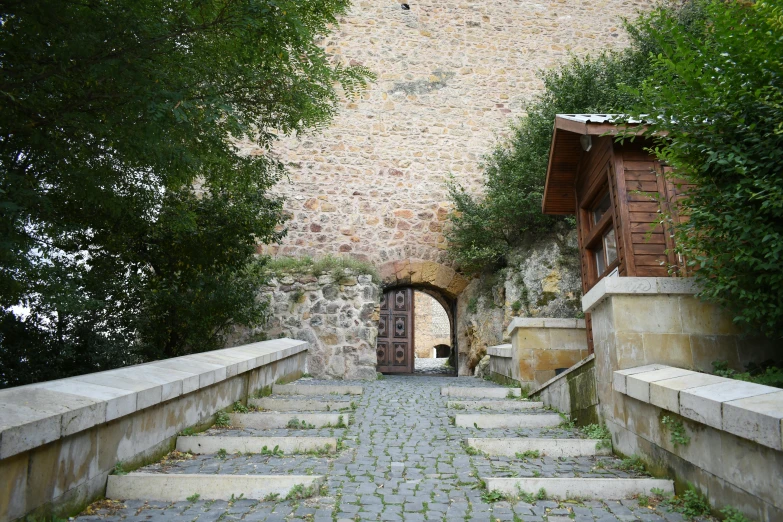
[0,339,308,522]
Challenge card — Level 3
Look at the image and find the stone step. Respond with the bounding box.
[466,438,611,457]
[106,473,324,502]
[454,413,562,428]
[441,387,521,398]
[229,412,346,429]
[250,397,353,412]
[448,400,543,410]
[272,384,363,396]
[176,436,337,454]
[482,477,674,500]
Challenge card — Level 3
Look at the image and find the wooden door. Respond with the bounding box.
[376,288,414,374]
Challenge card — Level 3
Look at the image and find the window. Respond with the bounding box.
[582,186,619,286]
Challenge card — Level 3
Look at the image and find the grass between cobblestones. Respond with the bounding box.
[84,376,723,522]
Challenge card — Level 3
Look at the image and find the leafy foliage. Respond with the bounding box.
[712,360,783,389]
[446,50,649,273]
[628,0,783,337]
[0,0,372,387]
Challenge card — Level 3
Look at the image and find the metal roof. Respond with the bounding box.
[557,114,646,125]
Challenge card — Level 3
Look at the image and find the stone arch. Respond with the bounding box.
[434,344,451,358]
[378,259,469,373]
[378,259,469,299]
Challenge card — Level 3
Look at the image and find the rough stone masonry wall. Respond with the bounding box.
[230,271,380,381]
[455,229,583,375]
[414,291,451,358]
[237,0,651,265]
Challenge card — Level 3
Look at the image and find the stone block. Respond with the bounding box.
[0,452,28,522]
[0,403,61,460]
[467,438,611,457]
[612,295,683,334]
[548,328,588,351]
[719,429,783,510]
[613,365,666,394]
[641,333,693,368]
[229,412,342,429]
[514,328,549,350]
[649,372,725,413]
[454,413,561,428]
[723,391,783,451]
[679,296,741,335]
[689,335,740,373]
[446,400,543,411]
[614,332,646,370]
[38,380,137,423]
[176,436,337,455]
[626,367,694,403]
[73,372,163,411]
[26,429,98,506]
[483,477,673,500]
[106,473,325,502]
[680,380,780,430]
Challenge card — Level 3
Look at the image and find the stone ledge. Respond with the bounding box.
[582,277,699,313]
[487,344,513,358]
[530,353,595,397]
[613,364,783,451]
[506,317,586,336]
[0,338,308,460]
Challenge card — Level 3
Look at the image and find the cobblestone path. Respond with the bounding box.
[81,376,694,522]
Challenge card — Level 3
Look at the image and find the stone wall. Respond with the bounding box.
[237,0,651,266]
[531,354,599,427]
[0,340,308,522]
[508,318,589,388]
[231,270,380,381]
[455,230,583,375]
[585,277,781,520]
[414,291,451,358]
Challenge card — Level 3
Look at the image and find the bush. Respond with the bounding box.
[629,0,783,337]
[446,52,646,273]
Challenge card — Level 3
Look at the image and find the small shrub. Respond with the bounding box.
[536,488,547,500]
[214,411,231,428]
[216,448,228,459]
[481,490,507,503]
[617,455,647,474]
[662,416,690,447]
[178,427,196,437]
[462,442,481,456]
[515,450,540,459]
[286,418,315,429]
[232,401,249,414]
[511,300,522,312]
[113,462,128,476]
[721,506,752,522]
[712,360,783,389]
[681,487,710,519]
[186,493,200,502]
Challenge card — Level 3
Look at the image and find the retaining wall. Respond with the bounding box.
[507,318,589,388]
[0,339,308,522]
[531,354,599,426]
[585,277,781,521]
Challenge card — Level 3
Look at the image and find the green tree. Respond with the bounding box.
[446,52,647,273]
[0,0,372,387]
[629,0,783,337]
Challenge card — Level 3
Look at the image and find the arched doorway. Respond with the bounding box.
[376,259,468,375]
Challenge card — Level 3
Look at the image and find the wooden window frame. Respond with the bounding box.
[580,182,620,288]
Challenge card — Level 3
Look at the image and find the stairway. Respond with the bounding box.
[83,376,685,522]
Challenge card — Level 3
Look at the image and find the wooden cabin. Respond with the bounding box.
[542,114,689,351]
